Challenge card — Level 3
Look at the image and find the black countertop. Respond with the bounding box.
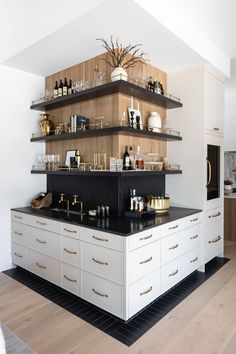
[11,206,202,236]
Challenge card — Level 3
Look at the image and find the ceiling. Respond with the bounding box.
[0,0,235,78]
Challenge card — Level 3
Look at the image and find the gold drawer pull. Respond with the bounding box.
[92,288,108,298]
[64,228,77,234]
[169,269,178,277]
[92,257,108,266]
[190,234,198,240]
[36,262,46,269]
[36,221,47,226]
[169,244,179,250]
[140,234,152,241]
[36,238,47,244]
[14,231,23,236]
[169,225,178,230]
[64,248,77,255]
[209,235,221,244]
[92,235,108,242]
[208,212,221,218]
[14,215,23,219]
[213,127,220,131]
[190,217,198,222]
[190,257,198,263]
[64,275,77,283]
[14,252,23,258]
[140,286,153,296]
[140,256,153,265]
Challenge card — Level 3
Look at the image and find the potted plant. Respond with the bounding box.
[97,36,148,82]
[224,179,233,194]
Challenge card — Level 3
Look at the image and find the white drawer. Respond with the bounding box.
[185,224,202,252]
[128,227,161,251]
[61,263,81,296]
[161,255,185,294]
[205,219,223,264]
[12,243,25,267]
[61,236,81,268]
[11,211,26,224]
[27,214,60,234]
[61,222,81,239]
[160,218,186,238]
[184,212,203,227]
[184,247,202,277]
[82,271,122,318]
[161,230,187,266]
[127,241,160,284]
[11,222,25,245]
[205,207,222,225]
[128,269,161,318]
[82,243,123,284]
[26,226,60,259]
[26,248,61,286]
[82,228,124,251]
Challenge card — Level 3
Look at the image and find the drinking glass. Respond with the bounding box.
[116,159,123,172]
[110,157,117,172]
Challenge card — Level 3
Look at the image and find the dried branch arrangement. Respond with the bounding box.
[97,36,149,69]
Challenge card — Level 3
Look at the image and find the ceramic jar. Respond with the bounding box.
[148,112,162,133]
[111,67,128,82]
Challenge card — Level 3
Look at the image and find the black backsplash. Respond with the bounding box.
[47,175,165,216]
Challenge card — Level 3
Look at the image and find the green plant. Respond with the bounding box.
[224,179,233,185]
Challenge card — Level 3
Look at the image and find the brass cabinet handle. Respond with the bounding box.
[36,221,47,226]
[140,256,153,265]
[36,238,47,244]
[169,225,178,230]
[64,275,77,283]
[190,257,198,263]
[14,231,23,236]
[64,228,77,234]
[140,286,153,296]
[190,217,198,222]
[64,248,77,255]
[92,288,108,298]
[213,127,220,131]
[190,234,198,240]
[169,244,179,250]
[208,212,221,218]
[36,262,46,269]
[92,235,108,242]
[206,159,212,187]
[209,235,221,244]
[92,257,108,265]
[169,269,179,277]
[14,215,23,219]
[14,252,23,258]
[139,234,152,241]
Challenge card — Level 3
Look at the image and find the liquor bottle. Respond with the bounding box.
[153,79,158,93]
[135,146,144,170]
[53,81,58,98]
[129,146,135,170]
[58,79,63,97]
[123,146,130,170]
[68,79,72,95]
[63,78,68,96]
[76,150,81,166]
[147,76,153,91]
[159,81,164,95]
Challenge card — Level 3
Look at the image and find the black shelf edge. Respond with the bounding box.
[31,170,182,177]
[30,80,182,111]
[30,126,182,143]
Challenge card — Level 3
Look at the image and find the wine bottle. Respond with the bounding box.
[68,79,72,95]
[53,81,58,98]
[123,146,130,170]
[129,146,134,170]
[159,81,164,95]
[63,78,68,96]
[58,79,63,97]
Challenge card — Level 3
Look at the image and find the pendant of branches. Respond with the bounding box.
[97,36,149,69]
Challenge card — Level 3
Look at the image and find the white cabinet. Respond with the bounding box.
[11,210,203,320]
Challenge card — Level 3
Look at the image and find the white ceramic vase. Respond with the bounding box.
[111,67,128,82]
[148,112,162,133]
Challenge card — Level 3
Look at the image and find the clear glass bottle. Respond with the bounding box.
[135,146,144,170]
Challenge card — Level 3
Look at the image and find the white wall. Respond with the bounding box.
[224,59,236,151]
[0,65,46,271]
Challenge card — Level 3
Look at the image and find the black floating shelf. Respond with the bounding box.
[30,126,182,143]
[31,170,182,177]
[30,80,182,111]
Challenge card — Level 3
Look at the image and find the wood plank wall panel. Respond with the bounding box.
[44,52,168,164]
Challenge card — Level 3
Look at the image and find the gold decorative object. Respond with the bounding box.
[40,113,54,136]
